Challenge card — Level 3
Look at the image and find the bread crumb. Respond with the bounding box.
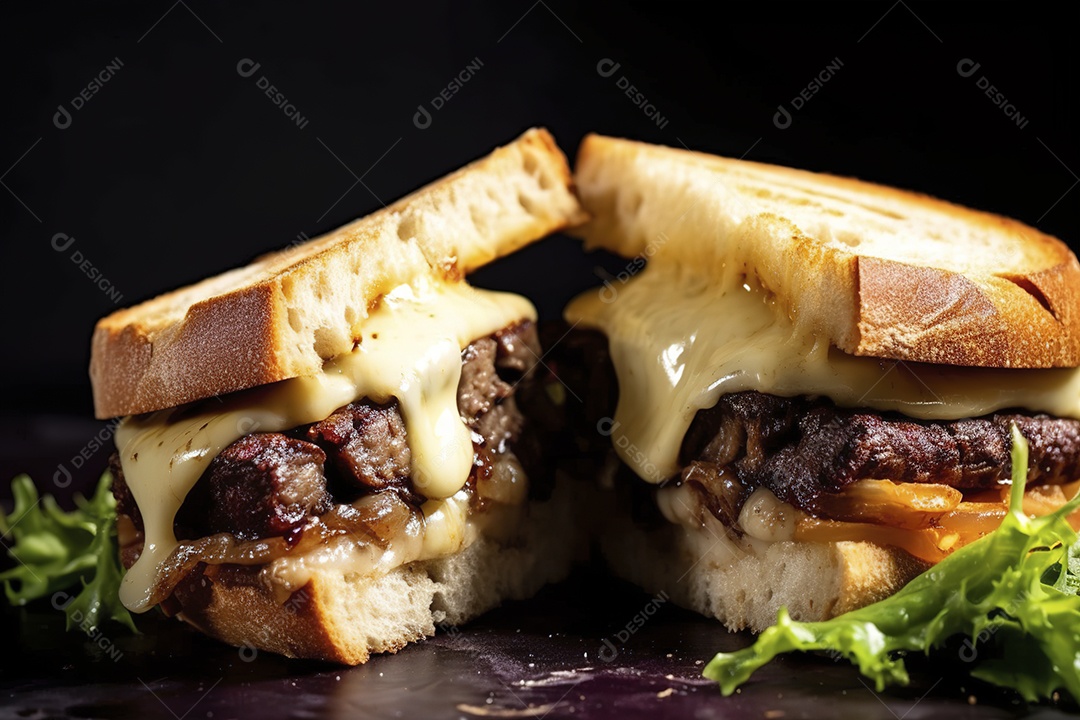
[656,688,674,699]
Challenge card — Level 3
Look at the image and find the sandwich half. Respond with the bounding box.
[90,128,587,663]
[564,134,1080,631]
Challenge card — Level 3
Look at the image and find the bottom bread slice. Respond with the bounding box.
[171,481,582,664]
[598,491,927,633]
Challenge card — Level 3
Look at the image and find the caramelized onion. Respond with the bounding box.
[321,492,418,548]
[148,491,423,608]
[811,479,962,530]
[797,482,1080,563]
[795,516,950,563]
[682,462,744,527]
[476,452,528,506]
[147,533,290,607]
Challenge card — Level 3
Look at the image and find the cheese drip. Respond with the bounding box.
[566,263,1080,484]
[117,279,535,612]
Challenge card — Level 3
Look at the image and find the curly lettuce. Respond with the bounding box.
[704,425,1080,702]
[0,473,136,632]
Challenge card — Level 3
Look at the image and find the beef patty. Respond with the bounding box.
[548,328,1080,524]
[681,391,1080,513]
[110,321,542,544]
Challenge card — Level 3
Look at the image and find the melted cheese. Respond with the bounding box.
[261,490,484,603]
[655,481,761,568]
[116,279,535,612]
[567,262,1080,483]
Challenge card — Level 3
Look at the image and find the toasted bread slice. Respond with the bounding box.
[91,128,586,419]
[599,505,925,632]
[173,480,582,664]
[572,134,1080,369]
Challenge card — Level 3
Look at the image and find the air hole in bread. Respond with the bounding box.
[1003,276,1057,319]
[313,326,339,359]
[522,150,538,176]
[469,204,487,234]
[627,192,644,217]
[517,191,536,215]
[834,231,861,247]
[287,308,303,333]
[735,589,746,604]
[537,170,553,190]
[396,214,418,243]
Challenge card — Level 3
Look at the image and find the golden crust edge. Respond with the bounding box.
[571,133,1080,369]
[90,128,587,419]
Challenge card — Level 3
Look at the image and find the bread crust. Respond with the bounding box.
[598,495,927,632]
[572,133,1080,369]
[90,128,587,419]
[170,480,582,664]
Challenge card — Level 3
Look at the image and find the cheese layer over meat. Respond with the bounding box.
[117,279,535,612]
[566,262,1080,484]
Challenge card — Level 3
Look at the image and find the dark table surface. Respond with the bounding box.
[1,416,1078,719]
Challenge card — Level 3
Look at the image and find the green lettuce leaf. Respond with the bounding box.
[703,425,1080,702]
[0,473,137,633]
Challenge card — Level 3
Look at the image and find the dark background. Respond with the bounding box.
[0,2,1077,492]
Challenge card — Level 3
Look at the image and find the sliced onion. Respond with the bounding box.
[811,479,961,530]
[148,491,423,608]
[797,483,1080,564]
[147,533,290,607]
[322,492,418,548]
[795,516,949,563]
[476,452,528,506]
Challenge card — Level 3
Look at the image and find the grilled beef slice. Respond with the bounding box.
[682,391,1080,512]
[110,321,541,541]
